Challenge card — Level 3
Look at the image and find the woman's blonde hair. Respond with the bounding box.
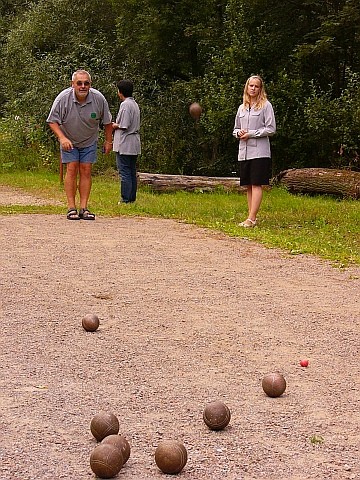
[242,75,267,110]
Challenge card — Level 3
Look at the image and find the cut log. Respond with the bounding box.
[273,168,360,199]
[138,172,247,192]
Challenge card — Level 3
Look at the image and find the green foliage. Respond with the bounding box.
[0,117,57,171]
[304,70,360,168]
[1,0,119,124]
[138,82,203,174]
[114,0,240,175]
[267,72,309,171]
[0,0,360,173]
[137,77,238,176]
[294,0,360,94]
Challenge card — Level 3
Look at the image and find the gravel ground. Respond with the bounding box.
[0,187,359,480]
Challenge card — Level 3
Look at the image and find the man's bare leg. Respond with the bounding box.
[79,163,92,210]
[64,162,79,209]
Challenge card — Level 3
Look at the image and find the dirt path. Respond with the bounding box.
[0,188,359,479]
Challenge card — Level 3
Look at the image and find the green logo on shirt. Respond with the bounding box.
[91,112,97,118]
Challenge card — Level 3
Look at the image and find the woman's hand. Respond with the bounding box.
[238,129,249,140]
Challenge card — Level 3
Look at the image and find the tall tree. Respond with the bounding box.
[294,0,360,95]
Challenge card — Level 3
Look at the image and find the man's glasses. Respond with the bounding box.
[76,81,91,86]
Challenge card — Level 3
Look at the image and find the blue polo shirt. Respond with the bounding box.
[47,87,112,148]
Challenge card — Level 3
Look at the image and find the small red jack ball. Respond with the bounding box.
[300,359,309,367]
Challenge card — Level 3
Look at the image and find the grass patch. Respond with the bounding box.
[0,170,359,266]
[310,435,324,445]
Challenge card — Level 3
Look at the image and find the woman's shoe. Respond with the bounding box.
[239,218,257,228]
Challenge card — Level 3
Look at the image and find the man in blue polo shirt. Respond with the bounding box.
[47,70,113,220]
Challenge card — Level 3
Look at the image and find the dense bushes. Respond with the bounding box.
[0,0,359,175]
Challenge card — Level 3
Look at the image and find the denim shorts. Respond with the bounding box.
[61,142,97,164]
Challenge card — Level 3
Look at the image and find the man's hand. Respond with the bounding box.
[59,137,73,151]
[48,123,73,151]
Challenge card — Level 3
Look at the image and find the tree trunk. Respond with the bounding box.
[138,172,247,193]
[273,168,360,199]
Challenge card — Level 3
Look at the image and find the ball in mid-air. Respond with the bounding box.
[102,434,130,464]
[262,372,287,398]
[90,443,123,479]
[203,401,231,431]
[82,313,100,332]
[90,412,120,442]
[155,440,187,474]
[300,359,309,367]
[189,102,202,120]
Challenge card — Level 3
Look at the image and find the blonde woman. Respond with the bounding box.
[233,75,276,227]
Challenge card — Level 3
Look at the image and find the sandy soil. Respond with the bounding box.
[0,186,359,480]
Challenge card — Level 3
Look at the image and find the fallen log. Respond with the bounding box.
[273,168,360,199]
[138,172,247,192]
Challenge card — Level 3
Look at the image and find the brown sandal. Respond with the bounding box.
[66,208,80,220]
[79,208,95,220]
